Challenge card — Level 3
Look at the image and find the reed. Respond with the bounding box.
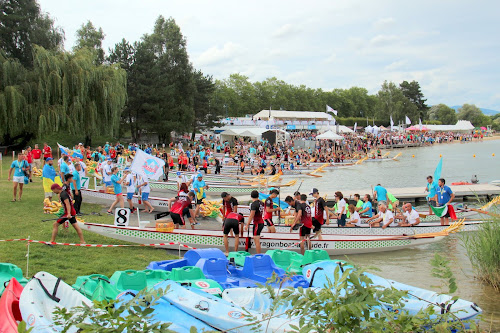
[462,216,500,291]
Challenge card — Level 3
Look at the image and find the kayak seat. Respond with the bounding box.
[169,266,205,281]
[266,250,304,273]
[227,251,252,266]
[143,270,170,289]
[184,248,226,266]
[110,270,148,292]
[195,258,242,289]
[147,259,189,271]
[72,274,113,298]
[238,254,285,284]
[302,250,330,266]
[0,263,28,296]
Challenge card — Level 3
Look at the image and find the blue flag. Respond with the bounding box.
[433,158,443,184]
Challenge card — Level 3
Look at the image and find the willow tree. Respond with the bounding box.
[0,46,127,146]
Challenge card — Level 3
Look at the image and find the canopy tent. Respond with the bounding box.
[316,130,344,140]
[219,127,268,143]
[425,120,475,132]
[253,110,333,121]
[406,125,429,131]
[336,125,354,133]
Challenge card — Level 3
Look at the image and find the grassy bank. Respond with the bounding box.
[0,159,174,284]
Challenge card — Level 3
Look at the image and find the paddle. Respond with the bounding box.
[466,207,500,218]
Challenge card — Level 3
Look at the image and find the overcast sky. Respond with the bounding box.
[38,0,500,110]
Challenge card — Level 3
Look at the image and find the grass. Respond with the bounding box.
[0,158,175,284]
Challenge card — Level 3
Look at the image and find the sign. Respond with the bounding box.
[308,125,316,130]
[286,125,296,130]
[81,177,90,189]
[265,125,277,129]
[114,208,130,227]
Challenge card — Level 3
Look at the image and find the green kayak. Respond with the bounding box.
[0,263,28,296]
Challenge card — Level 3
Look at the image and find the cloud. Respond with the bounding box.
[369,34,399,47]
[324,53,337,64]
[195,42,244,66]
[272,23,302,39]
[384,60,407,71]
[373,17,395,30]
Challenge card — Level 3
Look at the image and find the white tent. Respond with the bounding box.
[220,126,268,143]
[365,125,373,133]
[316,130,344,140]
[336,125,354,133]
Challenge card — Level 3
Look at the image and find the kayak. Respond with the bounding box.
[0,278,23,333]
[0,263,28,296]
[19,271,92,333]
[72,274,120,301]
[265,249,329,274]
[116,290,215,331]
[109,269,169,292]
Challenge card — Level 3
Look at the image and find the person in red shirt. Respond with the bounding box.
[25,147,33,182]
[32,144,42,170]
[169,191,195,229]
[221,192,238,218]
[110,147,117,160]
[49,184,85,245]
[310,188,329,240]
[43,143,52,160]
[223,212,244,254]
[290,194,313,255]
[263,189,280,233]
[244,190,265,253]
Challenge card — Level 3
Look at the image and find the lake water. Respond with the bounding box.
[316,140,500,329]
[294,139,500,193]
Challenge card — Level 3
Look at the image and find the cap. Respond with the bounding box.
[107,157,112,161]
[197,174,203,178]
[309,188,319,195]
[45,157,53,161]
[51,184,62,191]
[124,167,131,172]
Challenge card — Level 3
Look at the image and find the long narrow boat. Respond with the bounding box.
[149,181,261,194]
[81,221,455,255]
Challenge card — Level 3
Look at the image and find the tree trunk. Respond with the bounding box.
[84,135,92,147]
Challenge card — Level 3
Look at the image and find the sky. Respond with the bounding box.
[38,0,500,110]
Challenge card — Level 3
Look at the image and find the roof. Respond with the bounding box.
[424,120,475,132]
[316,130,344,140]
[253,110,333,121]
[219,126,268,138]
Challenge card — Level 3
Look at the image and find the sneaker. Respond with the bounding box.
[106,211,113,215]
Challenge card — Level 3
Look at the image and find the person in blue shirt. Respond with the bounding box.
[42,157,57,200]
[71,163,83,214]
[145,146,152,155]
[104,142,110,154]
[59,155,71,180]
[435,178,455,226]
[425,175,439,214]
[8,152,29,201]
[107,167,127,214]
[192,174,209,217]
[373,184,388,203]
[359,194,373,217]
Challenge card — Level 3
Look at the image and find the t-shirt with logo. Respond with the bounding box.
[10,160,28,177]
[263,197,274,220]
[223,197,239,217]
[170,196,192,215]
[313,197,327,224]
[32,149,42,159]
[60,190,76,216]
[43,146,52,158]
[250,200,264,224]
[225,212,244,223]
[299,202,313,228]
[125,174,135,193]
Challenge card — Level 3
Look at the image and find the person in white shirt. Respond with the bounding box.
[345,204,362,227]
[398,203,421,226]
[102,158,113,187]
[334,191,347,227]
[137,174,154,213]
[366,201,396,229]
[124,169,136,213]
[78,160,86,178]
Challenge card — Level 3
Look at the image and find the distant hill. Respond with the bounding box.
[451,105,499,116]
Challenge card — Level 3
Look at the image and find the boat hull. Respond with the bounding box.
[82,222,443,255]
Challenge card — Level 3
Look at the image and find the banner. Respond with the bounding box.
[57,143,83,159]
[419,118,423,130]
[405,116,411,125]
[130,148,165,180]
[353,122,357,132]
[326,105,338,116]
[390,116,394,131]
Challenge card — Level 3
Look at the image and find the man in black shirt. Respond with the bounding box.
[49,184,85,244]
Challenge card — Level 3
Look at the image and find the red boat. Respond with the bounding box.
[0,278,23,333]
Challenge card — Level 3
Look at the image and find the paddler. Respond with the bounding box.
[244,190,265,254]
[263,189,280,233]
[310,188,329,240]
[397,203,421,226]
[366,202,396,229]
[223,212,244,255]
[359,194,373,218]
[169,191,196,229]
[49,184,85,245]
[289,194,313,255]
[353,194,364,212]
[221,192,239,218]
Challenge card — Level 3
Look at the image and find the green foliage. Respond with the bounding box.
[457,104,491,127]
[400,80,428,119]
[430,253,457,294]
[51,287,177,332]
[192,70,222,138]
[73,20,106,65]
[428,104,457,124]
[462,216,500,291]
[376,81,419,124]
[0,0,64,67]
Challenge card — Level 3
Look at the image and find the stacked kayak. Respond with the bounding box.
[0,263,28,296]
[0,278,24,333]
[19,271,92,333]
[266,249,330,274]
[72,274,121,301]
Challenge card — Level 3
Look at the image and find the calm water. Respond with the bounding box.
[312,140,500,329]
[294,140,500,192]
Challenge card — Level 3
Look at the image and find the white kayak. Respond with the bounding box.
[20,272,92,333]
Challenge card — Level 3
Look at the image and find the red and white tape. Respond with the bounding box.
[0,238,196,249]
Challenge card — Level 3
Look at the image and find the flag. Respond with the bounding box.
[433,157,443,184]
[58,143,83,159]
[326,105,338,116]
[131,148,165,181]
[430,205,457,220]
[405,116,411,125]
[353,122,357,132]
[419,118,422,130]
[390,116,394,131]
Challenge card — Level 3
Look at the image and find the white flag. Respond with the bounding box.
[131,148,165,181]
[390,116,394,131]
[326,105,338,116]
[405,116,411,125]
[419,118,422,130]
[353,122,357,132]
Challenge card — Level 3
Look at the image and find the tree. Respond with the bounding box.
[457,104,491,127]
[74,20,105,64]
[191,70,222,139]
[428,104,457,124]
[375,81,419,124]
[0,0,64,67]
[400,80,428,119]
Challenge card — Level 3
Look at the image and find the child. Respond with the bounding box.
[124,168,136,213]
[107,167,126,214]
[137,174,154,213]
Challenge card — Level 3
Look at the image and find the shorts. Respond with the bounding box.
[253,223,264,236]
[141,192,150,201]
[116,193,122,197]
[12,176,24,183]
[170,212,185,225]
[223,218,240,235]
[182,207,191,217]
[240,168,245,172]
[57,216,77,225]
[337,214,347,227]
[45,192,56,198]
[127,193,134,200]
[196,198,204,205]
[428,199,437,207]
[312,217,322,233]
[300,225,311,237]
[264,218,274,227]
[442,211,450,218]
[104,181,112,187]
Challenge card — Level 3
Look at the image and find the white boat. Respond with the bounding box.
[81,221,454,255]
